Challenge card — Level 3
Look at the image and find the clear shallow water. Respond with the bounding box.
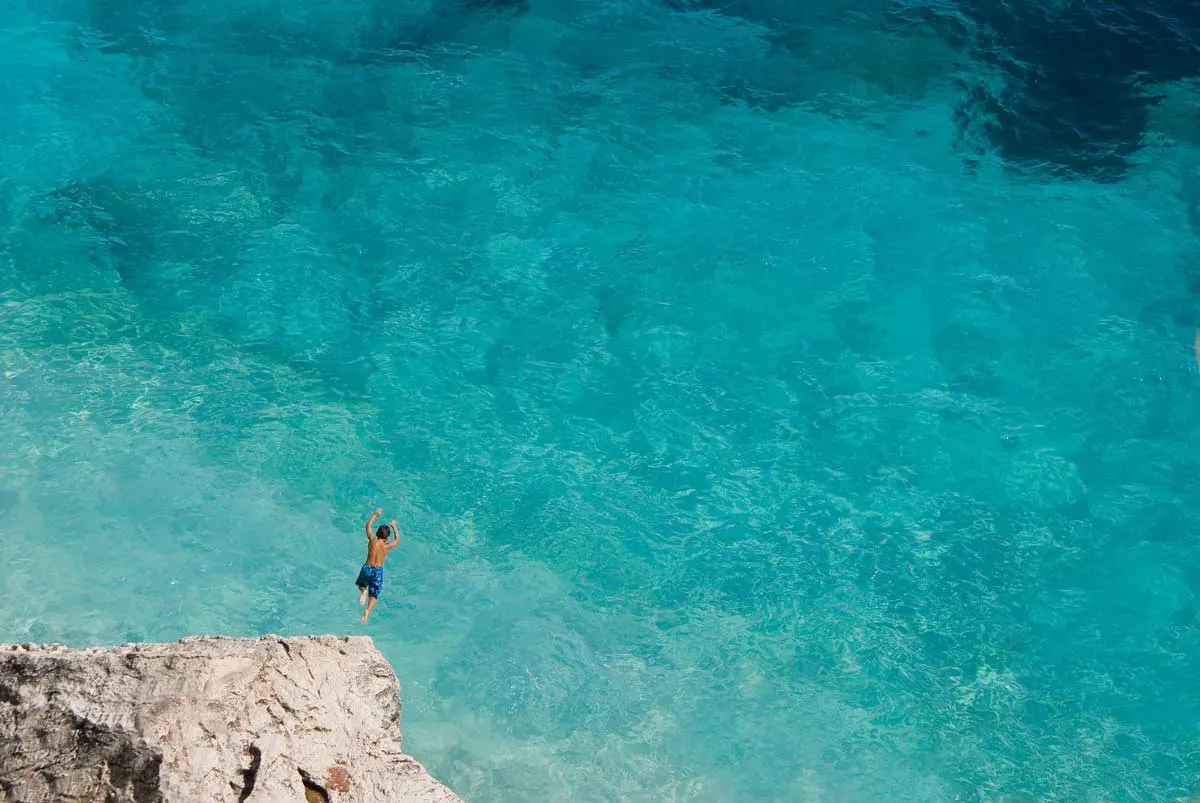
[4,0,1200,799]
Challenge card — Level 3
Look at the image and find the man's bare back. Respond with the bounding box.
[355,508,401,624]
[364,534,393,568]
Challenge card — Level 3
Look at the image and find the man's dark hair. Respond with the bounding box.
[376,524,392,540]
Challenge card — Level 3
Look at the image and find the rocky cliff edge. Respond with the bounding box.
[0,635,462,803]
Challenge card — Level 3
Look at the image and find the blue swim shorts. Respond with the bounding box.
[355,564,384,599]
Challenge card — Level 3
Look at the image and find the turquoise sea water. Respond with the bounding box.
[4,0,1200,799]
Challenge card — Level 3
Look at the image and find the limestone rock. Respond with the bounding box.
[0,635,462,803]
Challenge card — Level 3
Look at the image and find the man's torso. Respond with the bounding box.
[365,539,389,567]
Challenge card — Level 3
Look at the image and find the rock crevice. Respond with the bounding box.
[0,635,462,803]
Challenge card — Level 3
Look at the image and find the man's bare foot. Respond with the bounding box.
[358,588,367,606]
[361,610,370,624]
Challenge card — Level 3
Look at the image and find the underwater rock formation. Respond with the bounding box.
[896,0,1200,179]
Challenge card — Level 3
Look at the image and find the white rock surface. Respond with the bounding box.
[0,635,462,803]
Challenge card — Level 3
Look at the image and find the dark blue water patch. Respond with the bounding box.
[26,176,234,290]
[77,0,187,55]
[351,0,529,65]
[895,0,1200,180]
[673,0,1185,182]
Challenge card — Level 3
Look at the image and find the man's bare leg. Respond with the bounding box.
[358,586,368,607]
[361,596,377,624]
